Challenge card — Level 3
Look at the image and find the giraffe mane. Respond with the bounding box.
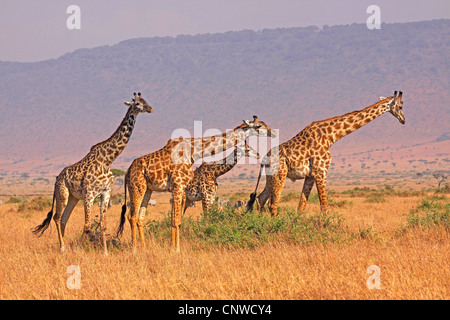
[90,107,134,150]
[309,96,393,126]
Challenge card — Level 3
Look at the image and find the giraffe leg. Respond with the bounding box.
[267,160,288,217]
[129,186,146,254]
[171,186,184,253]
[268,177,286,217]
[99,187,112,256]
[257,185,271,212]
[315,176,329,213]
[137,189,152,249]
[81,193,95,242]
[297,176,315,213]
[312,152,331,215]
[201,183,216,213]
[53,183,69,252]
[201,193,215,213]
[60,194,79,237]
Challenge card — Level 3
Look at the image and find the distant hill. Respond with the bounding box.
[0,19,449,175]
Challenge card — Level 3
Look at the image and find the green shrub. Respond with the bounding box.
[342,186,421,198]
[365,196,387,203]
[6,197,26,204]
[145,206,346,249]
[17,196,52,212]
[341,187,377,197]
[403,196,449,229]
[329,198,353,208]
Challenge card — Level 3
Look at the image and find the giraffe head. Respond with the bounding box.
[241,115,277,138]
[124,92,153,113]
[380,91,405,125]
[238,140,260,160]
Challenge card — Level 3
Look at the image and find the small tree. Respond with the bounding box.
[432,173,447,188]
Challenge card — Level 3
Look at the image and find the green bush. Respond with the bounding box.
[403,196,449,229]
[365,196,387,203]
[145,206,346,249]
[341,187,378,197]
[341,186,421,198]
[17,196,52,212]
[6,197,26,204]
[306,193,352,208]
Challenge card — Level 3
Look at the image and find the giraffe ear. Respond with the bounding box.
[243,120,251,126]
[124,101,133,106]
[379,96,386,100]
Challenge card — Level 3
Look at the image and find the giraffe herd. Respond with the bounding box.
[33,91,405,255]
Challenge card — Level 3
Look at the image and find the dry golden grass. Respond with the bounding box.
[0,185,448,300]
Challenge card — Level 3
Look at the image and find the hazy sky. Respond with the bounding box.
[1,0,449,62]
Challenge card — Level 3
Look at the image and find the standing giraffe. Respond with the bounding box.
[32,92,153,255]
[247,91,405,216]
[183,140,260,214]
[117,116,276,253]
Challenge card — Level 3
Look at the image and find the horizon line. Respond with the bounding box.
[1,18,447,64]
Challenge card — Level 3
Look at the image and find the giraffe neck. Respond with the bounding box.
[191,126,250,162]
[319,100,390,147]
[90,107,138,166]
[211,148,245,178]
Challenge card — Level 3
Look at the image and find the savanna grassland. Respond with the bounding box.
[0,171,448,300]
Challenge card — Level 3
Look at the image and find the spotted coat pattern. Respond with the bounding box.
[119,116,276,253]
[249,92,405,217]
[184,140,260,213]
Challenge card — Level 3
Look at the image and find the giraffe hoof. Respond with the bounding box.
[60,246,66,253]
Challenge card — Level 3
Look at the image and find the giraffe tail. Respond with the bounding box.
[117,173,128,238]
[31,189,56,236]
[246,164,263,212]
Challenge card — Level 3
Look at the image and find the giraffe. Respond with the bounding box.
[247,91,405,217]
[32,92,153,255]
[116,116,276,253]
[183,140,260,214]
